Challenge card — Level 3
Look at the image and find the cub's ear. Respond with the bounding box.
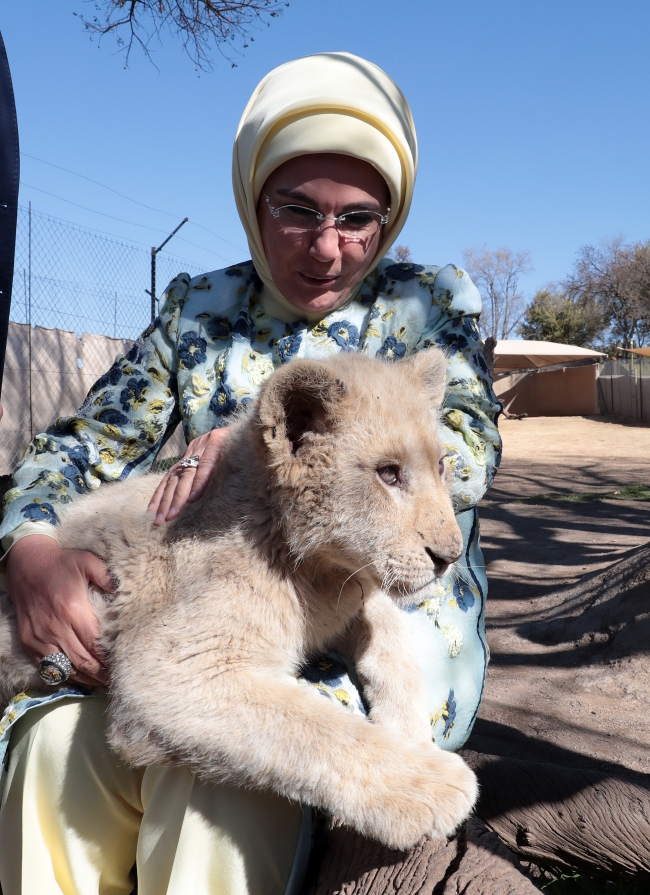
[258,361,347,457]
[401,347,447,408]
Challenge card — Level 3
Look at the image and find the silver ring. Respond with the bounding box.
[38,651,73,685]
[177,455,200,470]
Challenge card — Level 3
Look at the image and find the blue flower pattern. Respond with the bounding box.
[177,331,207,369]
[377,334,407,360]
[327,320,360,351]
[20,501,60,524]
[119,377,149,413]
[277,332,302,363]
[453,576,476,612]
[209,377,238,417]
[0,259,501,757]
[61,464,86,495]
[442,689,457,739]
[207,316,232,341]
[95,408,130,428]
[385,262,425,282]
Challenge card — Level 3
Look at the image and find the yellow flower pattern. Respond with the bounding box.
[0,258,501,761]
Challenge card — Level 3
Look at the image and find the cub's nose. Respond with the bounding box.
[424,547,451,577]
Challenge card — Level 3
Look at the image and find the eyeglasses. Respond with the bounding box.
[265,196,390,237]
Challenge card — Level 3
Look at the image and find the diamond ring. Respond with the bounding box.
[38,651,73,685]
[177,455,200,470]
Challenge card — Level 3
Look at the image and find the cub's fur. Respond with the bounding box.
[0,349,477,849]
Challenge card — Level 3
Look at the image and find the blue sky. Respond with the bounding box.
[3,0,649,300]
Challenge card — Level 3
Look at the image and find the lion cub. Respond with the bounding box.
[0,348,477,849]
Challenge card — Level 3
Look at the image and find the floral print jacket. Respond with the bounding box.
[0,259,501,766]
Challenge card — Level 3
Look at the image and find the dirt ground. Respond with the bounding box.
[468,414,650,776]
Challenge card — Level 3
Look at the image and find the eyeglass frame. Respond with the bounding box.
[264,195,390,236]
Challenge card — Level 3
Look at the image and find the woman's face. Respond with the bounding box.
[257,153,391,316]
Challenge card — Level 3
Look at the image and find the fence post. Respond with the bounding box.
[150,246,156,323]
[147,218,188,323]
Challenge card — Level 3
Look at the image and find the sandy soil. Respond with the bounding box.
[469,415,650,775]
[488,414,650,500]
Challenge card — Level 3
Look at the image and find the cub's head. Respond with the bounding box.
[256,349,463,601]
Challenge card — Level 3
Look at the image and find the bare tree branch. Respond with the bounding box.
[563,237,650,348]
[462,245,533,342]
[386,244,412,263]
[75,0,289,69]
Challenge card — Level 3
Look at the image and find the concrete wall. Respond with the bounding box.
[494,364,599,417]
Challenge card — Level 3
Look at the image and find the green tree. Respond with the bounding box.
[517,289,604,347]
[76,0,288,69]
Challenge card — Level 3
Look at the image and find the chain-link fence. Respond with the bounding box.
[0,204,206,473]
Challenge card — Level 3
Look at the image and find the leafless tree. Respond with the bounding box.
[75,0,288,69]
[563,237,650,348]
[462,245,533,341]
[387,244,413,263]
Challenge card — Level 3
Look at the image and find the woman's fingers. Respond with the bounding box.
[153,465,197,525]
[7,537,111,687]
[149,428,231,525]
[187,431,229,503]
[71,552,114,684]
[147,474,169,518]
[68,620,109,685]
[26,631,107,688]
[84,549,117,594]
[19,606,107,687]
[55,556,106,670]
[147,435,208,520]
[26,644,100,688]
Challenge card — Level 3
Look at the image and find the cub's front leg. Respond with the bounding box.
[340,592,432,743]
[108,661,477,851]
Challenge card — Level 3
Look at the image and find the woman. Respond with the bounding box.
[0,53,501,895]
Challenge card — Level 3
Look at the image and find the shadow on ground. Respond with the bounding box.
[474,416,650,776]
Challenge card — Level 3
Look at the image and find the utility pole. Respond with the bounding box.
[145,217,188,322]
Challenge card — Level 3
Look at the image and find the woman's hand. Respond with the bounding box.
[6,535,115,687]
[148,427,231,526]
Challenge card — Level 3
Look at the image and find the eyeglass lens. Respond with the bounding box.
[276,205,384,234]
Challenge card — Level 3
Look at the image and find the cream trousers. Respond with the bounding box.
[0,697,309,895]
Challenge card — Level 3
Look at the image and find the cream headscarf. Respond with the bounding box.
[232,52,418,322]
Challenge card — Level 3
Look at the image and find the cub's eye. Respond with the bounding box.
[377,465,400,486]
[438,458,445,477]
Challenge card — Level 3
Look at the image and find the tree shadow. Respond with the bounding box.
[479,496,650,606]
[465,717,650,784]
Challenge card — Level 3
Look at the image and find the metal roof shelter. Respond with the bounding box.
[494,340,605,375]
[621,347,650,358]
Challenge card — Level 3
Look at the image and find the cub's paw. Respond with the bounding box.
[365,745,477,850]
[420,748,478,840]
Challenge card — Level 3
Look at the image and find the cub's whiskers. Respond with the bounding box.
[336,563,374,615]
